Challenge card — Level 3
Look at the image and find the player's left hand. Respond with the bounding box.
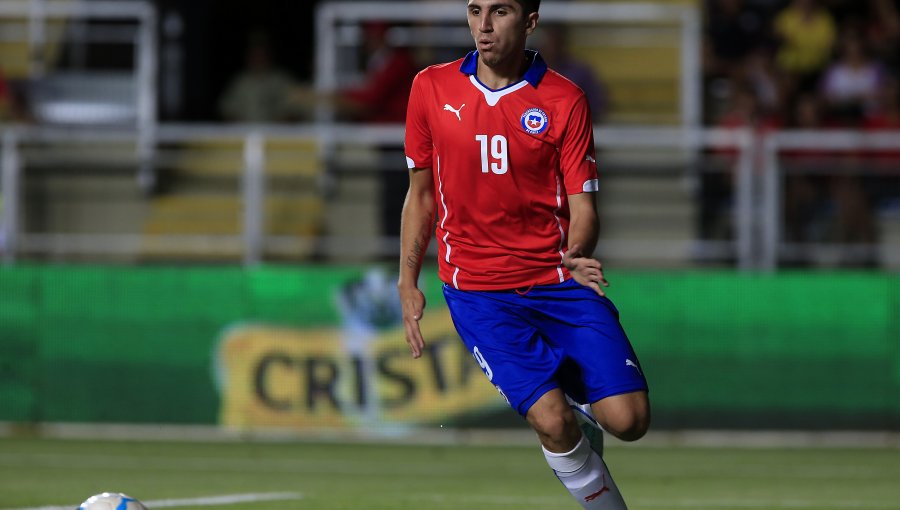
[563,244,609,297]
[398,284,427,359]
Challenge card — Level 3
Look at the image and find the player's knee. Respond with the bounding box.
[529,410,580,450]
[595,391,650,442]
[604,406,650,442]
[609,414,650,442]
[532,410,575,438]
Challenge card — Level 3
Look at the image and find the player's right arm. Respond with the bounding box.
[397,165,435,359]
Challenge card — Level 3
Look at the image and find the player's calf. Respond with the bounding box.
[543,434,627,509]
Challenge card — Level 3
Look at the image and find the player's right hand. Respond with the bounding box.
[399,285,427,358]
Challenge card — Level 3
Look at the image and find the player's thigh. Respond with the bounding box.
[538,285,648,404]
[591,390,650,442]
[443,285,562,416]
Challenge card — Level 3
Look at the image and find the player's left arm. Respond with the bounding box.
[560,89,607,296]
[563,191,608,296]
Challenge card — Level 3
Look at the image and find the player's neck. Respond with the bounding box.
[476,50,529,90]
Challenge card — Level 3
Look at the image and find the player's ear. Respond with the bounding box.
[525,12,539,35]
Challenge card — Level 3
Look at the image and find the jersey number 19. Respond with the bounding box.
[475,134,508,175]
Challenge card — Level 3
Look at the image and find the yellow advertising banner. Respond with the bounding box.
[215,307,507,431]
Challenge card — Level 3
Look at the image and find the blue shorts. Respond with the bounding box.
[443,279,648,417]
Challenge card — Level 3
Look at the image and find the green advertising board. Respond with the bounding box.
[0,264,897,430]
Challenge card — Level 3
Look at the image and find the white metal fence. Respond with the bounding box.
[0,0,157,187]
[2,123,899,269]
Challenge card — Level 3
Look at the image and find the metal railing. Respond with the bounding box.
[762,130,900,270]
[0,123,743,266]
[0,0,158,186]
[2,124,899,269]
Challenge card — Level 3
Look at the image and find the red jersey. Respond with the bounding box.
[405,51,598,291]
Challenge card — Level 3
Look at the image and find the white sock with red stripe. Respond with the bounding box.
[542,434,627,509]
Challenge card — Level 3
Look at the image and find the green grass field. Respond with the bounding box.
[1,436,899,510]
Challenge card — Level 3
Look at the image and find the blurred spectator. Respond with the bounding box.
[864,74,900,128]
[342,22,419,240]
[218,31,301,122]
[0,67,27,123]
[705,0,768,78]
[291,21,418,124]
[701,83,779,240]
[715,81,781,131]
[783,94,876,253]
[0,68,12,122]
[703,0,773,124]
[863,0,900,71]
[863,75,900,221]
[738,45,784,117]
[293,21,419,239]
[782,94,831,245]
[538,24,610,123]
[331,21,418,123]
[773,0,838,94]
[819,29,887,124]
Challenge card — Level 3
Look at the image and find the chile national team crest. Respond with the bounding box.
[521,107,549,135]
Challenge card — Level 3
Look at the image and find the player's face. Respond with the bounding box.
[467,1,538,68]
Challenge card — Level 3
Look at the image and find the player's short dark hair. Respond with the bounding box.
[468,1,540,15]
[517,0,541,14]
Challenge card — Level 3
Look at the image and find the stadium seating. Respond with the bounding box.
[140,138,325,261]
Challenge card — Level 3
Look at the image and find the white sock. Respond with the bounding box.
[542,434,627,509]
[566,394,605,457]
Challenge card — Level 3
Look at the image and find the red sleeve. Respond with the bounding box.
[559,92,598,195]
[404,72,433,169]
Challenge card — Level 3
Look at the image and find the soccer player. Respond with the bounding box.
[398,1,650,508]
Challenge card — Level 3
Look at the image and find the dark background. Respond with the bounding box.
[156,0,322,121]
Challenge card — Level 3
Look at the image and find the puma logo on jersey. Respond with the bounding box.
[626,358,643,375]
[443,103,465,121]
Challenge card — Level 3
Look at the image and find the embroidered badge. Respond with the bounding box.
[521,107,549,134]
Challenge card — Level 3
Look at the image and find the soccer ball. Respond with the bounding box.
[78,493,147,510]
